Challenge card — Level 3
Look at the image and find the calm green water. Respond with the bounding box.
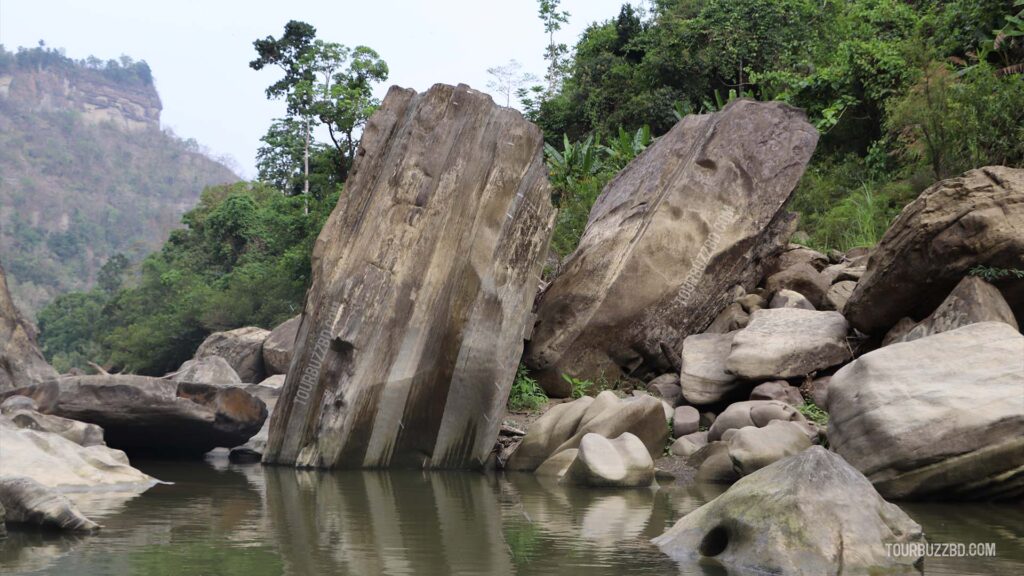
[1,457,1021,575]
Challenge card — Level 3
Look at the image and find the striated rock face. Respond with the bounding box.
[265,84,556,469]
[524,100,818,392]
[828,322,1024,500]
[262,315,301,376]
[845,166,1024,333]
[0,262,58,393]
[653,447,925,575]
[3,375,266,457]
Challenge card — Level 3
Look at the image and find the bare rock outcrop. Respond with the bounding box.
[264,84,556,469]
[0,262,58,393]
[844,166,1024,333]
[524,100,818,393]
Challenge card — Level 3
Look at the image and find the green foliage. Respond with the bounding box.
[560,373,593,399]
[600,125,652,171]
[38,182,336,375]
[969,265,1024,281]
[508,364,548,412]
[798,402,829,426]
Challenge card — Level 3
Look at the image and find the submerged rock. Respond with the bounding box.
[265,84,556,469]
[564,433,655,488]
[845,166,1024,333]
[0,477,100,533]
[524,99,817,390]
[194,326,270,383]
[0,261,58,393]
[5,375,266,457]
[828,321,1024,500]
[653,447,925,575]
[725,308,850,380]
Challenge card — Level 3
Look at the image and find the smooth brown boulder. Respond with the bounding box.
[265,84,556,469]
[0,261,58,393]
[524,100,818,390]
[892,276,1018,344]
[3,375,267,457]
[262,314,301,375]
[194,326,270,383]
[845,166,1024,333]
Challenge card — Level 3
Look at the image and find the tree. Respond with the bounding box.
[538,0,571,93]
[487,60,537,107]
[97,253,130,294]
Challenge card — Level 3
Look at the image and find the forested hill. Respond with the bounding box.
[0,44,238,316]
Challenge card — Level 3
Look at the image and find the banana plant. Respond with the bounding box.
[601,126,653,171]
[544,133,602,205]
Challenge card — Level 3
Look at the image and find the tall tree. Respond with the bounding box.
[538,0,571,93]
[487,59,536,107]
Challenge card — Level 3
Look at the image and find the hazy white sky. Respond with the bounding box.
[0,0,631,177]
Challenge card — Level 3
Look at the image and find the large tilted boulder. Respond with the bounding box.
[262,314,301,375]
[194,326,270,383]
[845,166,1024,334]
[564,433,655,488]
[265,84,556,469]
[0,477,100,532]
[524,100,818,393]
[3,375,267,457]
[828,322,1024,500]
[725,308,850,380]
[506,391,668,471]
[679,332,741,405]
[653,447,925,575]
[0,416,156,490]
[0,262,58,393]
[891,275,1018,344]
[165,355,242,386]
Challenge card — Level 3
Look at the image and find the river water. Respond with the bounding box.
[1,457,1021,575]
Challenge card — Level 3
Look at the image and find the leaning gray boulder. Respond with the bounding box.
[652,447,925,575]
[893,275,1018,344]
[725,308,850,380]
[265,84,556,469]
[0,261,58,393]
[166,355,242,386]
[828,321,1024,500]
[845,166,1024,333]
[524,100,818,392]
[0,477,99,532]
[4,375,267,457]
[262,314,301,375]
[194,326,270,383]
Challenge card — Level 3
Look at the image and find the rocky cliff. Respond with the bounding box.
[0,46,238,315]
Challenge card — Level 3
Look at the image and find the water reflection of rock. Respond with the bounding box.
[263,468,514,575]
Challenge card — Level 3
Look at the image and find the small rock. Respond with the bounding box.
[892,276,1019,344]
[749,380,803,407]
[0,395,37,414]
[690,442,740,484]
[565,433,655,488]
[768,289,815,310]
[704,303,748,334]
[679,332,741,405]
[764,262,831,309]
[825,280,857,312]
[725,308,851,380]
[699,411,716,429]
[708,400,807,442]
[736,293,765,314]
[726,420,813,476]
[646,374,682,407]
[672,406,700,438]
[801,376,830,408]
[166,356,242,386]
[670,430,708,457]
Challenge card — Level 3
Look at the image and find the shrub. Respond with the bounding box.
[508,364,548,412]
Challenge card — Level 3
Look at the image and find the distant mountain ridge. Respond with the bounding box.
[0,45,238,316]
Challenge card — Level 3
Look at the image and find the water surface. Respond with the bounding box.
[1,458,1021,575]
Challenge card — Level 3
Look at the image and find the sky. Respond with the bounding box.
[0,0,633,178]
